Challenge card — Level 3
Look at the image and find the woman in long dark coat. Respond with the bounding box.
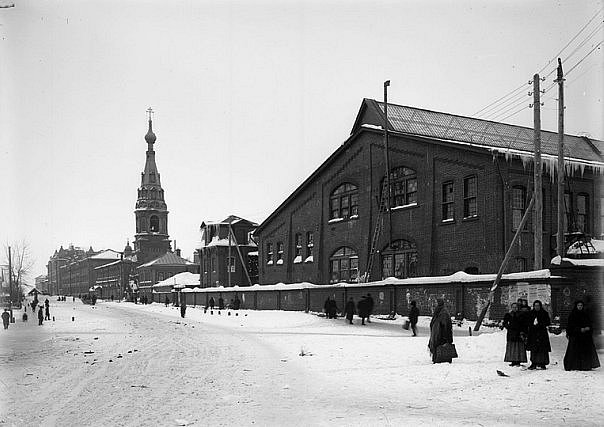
[563,300,600,371]
[428,298,453,363]
[502,302,527,366]
[344,297,355,325]
[526,300,551,370]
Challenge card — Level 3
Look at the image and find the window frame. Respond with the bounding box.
[329,247,359,283]
[382,166,418,209]
[276,242,284,265]
[329,183,359,221]
[576,193,589,233]
[441,181,455,221]
[380,240,418,279]
[512,185,527,231]
[463,175,478,219]
[266,243,273,265]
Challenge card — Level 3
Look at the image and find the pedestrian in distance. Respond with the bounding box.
[344,297,356,325]
[37,306,44,326]
[2,309,10,330]
[501,302,527,367]
[22,311,28,322]
[180,300,187,318]
[110,294,114,302]
[233,296,241,310]
[526,300,551,370]
[324,297,331,319]
[366,293,374,323]
[563,300,600,371]
[408,301,420,336]
[428,298,454,364]
[164,295,170,307]
[208,297,215,309]
[44,303,50,321]
[357,296,369,325]
[218,297,225,310]
[328,297,338,319]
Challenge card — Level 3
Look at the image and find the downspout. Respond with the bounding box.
[494,155,508,257]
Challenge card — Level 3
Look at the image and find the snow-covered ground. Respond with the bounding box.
[1,299,602,426]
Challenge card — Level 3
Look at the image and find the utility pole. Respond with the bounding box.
[228,225,232,287]
[8,246,12,313]
[532,74,543,270]
[383,80,393,249]
[555,58,566,258]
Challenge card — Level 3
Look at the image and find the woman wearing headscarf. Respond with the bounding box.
[502,302,527,366]
[526,300,551,370]
[563,300,600,371]
[428,298,453,363]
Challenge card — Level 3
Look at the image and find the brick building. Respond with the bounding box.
[198,215,259,287]
[254,99,603,285]
[47,245,90,295]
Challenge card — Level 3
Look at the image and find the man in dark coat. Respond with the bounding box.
[37,306,44,326]
[344,297,355,324]
[408,301,420,336]
[428,298,453,363]
[218,297,224,310]
[44,299,50,321]
[2,309,10,330]
[180,300,187,318]
[563,300,600,371]
[357,296,369,325]
[233,296,241,310]
[208,297,215,309]
[366,293,375,323]
[164,295,170,307]
[526,300,551,370]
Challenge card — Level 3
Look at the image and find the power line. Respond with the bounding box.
[472,83,527,117]
[499,105,530,122]
[481,89,530,120]
[566,40,603,75]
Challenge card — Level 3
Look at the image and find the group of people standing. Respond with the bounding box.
[502,298,600,371]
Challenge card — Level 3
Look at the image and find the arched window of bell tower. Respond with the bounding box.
[150,215,160,232]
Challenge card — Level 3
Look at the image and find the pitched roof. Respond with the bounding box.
[89,249,122,260]
[137,251,194,268]
[356,99,603,165]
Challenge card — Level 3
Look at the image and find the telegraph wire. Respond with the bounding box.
[566,40,603,75]
[482,90,530,120]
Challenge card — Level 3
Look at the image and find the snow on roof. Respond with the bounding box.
[201,236,257,248]
[152,272,200,288]
[89,249,122,260]
[551,256,604,267]
[138,252,194,268]
[566,239,604,256]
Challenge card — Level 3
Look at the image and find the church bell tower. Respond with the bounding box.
[133,108,171,263]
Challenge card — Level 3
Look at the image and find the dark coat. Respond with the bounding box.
[526,309,551,353]
[1,311,9,323]
[429,306,453,355]
[408,306,419,324]
[564,305,600,371]
[366,296,375,313]
[344,301,355,319]
[37,308,44,320]
[357,298,369,318]
[502,311,526,342]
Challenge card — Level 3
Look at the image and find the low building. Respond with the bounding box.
[254,99,603,286]
[198,215,258,288]
[93,243,137,300]
[137,250,198,299]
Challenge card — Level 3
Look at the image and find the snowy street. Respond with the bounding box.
[1,299,603,426]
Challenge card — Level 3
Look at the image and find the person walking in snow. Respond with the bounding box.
[44,299,51,321]
[180,300,187,318]
[366,293,375,323]
[218,297,225,310]
[164,295,170,307]
[37,306,44,326]
[357,296,369,325]
[408,301,420,336]
[526,300,551,370]
[502,302,527,366]
[344,297,356,325]
[2,309,10,330]
[208,297,215,309]
[563,300,600,371]
[233,296,241,310]
[428,298,454,363]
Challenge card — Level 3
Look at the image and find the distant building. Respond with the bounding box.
[47,244,90,295]
[137,249,198,299]
[198,215,258,288]
[254,98,603,285]
[93,242,137,299]
[34,274,49,293]
[60,249,126,296]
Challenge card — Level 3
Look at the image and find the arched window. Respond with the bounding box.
[382,167,417,208]
[330,183,358,220]
[512,186,527,231]
[150,215,160,232]
[381,240,417,279]
[330,247,358,283]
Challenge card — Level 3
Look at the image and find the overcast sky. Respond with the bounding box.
[1,0,602,279]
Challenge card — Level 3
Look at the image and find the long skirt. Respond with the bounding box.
[504,340,527,363]
[530,350,550,365]
[564,336,601,371]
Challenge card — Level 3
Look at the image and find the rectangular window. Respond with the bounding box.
[211,257,216,272]
[306,232,314,261]
[350,257,359,281]
[512,187,526,230]
[227,257,235,273]
[442,181,454,221]
[330,198,340,219]
[341,196,350,219]
[577,194,589,233]
[294,233,302,257]
[463,176,477,218]
[350,193,358,216]
[266,243,273,265]
[276,242,284,264]
[515,257,527,272]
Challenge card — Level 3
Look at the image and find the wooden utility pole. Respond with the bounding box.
[533,74,543,270]
[228,226,232,287]
[7,246,12,312]
[383,80,393,248]
[474,194,536,331]
[555,58,566,258]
